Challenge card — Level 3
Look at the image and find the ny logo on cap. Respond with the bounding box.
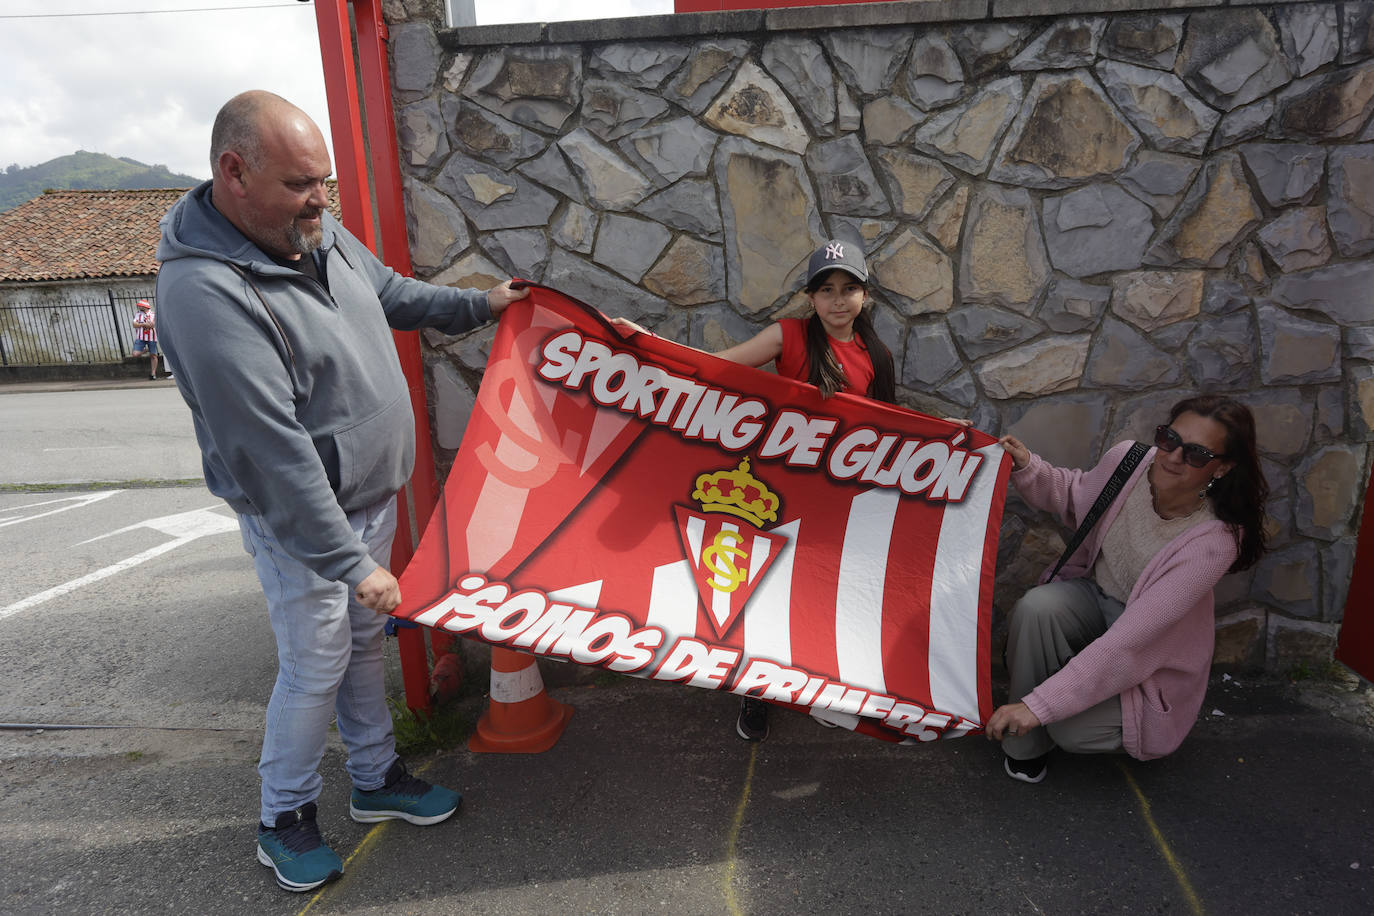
[825,242,846,260]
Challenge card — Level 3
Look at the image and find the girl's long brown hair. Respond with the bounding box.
[801,274,895,403]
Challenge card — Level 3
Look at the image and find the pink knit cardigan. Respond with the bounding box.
[1011,440,1239,760]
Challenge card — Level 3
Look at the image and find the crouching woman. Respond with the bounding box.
[987,395,1268,783]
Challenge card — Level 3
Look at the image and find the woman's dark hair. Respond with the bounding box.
[801,272,896,403]
[1168,394,1268,572]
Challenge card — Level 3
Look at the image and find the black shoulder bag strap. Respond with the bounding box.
[1048,441,1151,582]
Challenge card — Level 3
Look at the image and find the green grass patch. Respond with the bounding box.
[388,696,476,757]
[1288,659,1346,683]
[0,478,205,493]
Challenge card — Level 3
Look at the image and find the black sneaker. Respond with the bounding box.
[1003,752,1049,784]
[256,802,342,892]
[736,697,769,741]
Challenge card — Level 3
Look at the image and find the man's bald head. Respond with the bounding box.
[210,90,311,178]
[208,91,333,259]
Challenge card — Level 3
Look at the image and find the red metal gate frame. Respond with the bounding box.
[313,0,440,713]
[1336,461,1374,682]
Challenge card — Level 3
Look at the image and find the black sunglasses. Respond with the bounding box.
[1154,425,1225,468]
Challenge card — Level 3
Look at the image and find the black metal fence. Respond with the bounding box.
[0,292,154,367]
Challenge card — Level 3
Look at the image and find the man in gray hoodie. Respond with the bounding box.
[156,90,528,893]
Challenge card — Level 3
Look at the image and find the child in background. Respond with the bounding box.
[131,299,168,380]
[619,237,897,741]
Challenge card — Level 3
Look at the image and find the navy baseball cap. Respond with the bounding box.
[806,239,868,286]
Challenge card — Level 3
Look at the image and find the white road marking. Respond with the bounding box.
[41,446,122,452]
[1,506,238,622]
[0,491,125,529]
[1,538,195,622]
[76,506,237,545]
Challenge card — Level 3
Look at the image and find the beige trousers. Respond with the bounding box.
[1003,578,1125,760]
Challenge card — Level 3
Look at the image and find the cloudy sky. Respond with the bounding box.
[0,0,670,181]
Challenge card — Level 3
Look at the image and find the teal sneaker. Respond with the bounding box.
[350,760,461,826]
[256,802,342,892]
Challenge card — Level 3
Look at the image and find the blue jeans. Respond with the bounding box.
[238,496,399,825]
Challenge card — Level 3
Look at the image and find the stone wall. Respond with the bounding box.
[383,0,1374,670]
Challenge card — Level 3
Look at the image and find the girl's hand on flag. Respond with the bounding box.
[610,316,650,337]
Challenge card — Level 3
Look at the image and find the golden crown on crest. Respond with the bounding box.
[692,457,780,528]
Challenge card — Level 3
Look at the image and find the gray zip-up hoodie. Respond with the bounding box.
[155,182,491,587]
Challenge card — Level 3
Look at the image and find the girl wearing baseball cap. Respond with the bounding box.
[710,238,895,404]
[719,239,895,739]
[617,237,897,741]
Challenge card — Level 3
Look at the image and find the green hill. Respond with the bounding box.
[0,151,203,212]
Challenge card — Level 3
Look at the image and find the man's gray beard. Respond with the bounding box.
[286,221,323,255]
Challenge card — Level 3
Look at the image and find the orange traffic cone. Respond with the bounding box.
[468,647,573,753]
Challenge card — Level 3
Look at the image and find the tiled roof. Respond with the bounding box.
[0,184,346,283]
[0,188,188,282]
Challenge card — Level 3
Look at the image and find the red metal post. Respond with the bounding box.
[312,0,437,712]
[312,0,375,250]
[1336,460,1374,682]
[675,0,887,11]
[349,0,459,666]
[350,1,443,528]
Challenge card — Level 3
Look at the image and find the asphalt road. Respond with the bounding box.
[1,382,1371,915]
[0,381,202,486]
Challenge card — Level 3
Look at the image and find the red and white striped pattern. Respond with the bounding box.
[508,441,1000,736]
[398,287,1006,740]
[134,307,155,342]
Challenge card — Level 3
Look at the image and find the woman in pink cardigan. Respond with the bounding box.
[986,395,1268,783]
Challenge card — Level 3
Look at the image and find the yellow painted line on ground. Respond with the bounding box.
[295,821,393,916]
[721,743,759,916]
[1117,761,1206,916]
[294,760,441,916]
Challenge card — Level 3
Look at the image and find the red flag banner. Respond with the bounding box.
[395,286,1012,742]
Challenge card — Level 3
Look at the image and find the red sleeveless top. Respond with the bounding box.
[775,318,875,396]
